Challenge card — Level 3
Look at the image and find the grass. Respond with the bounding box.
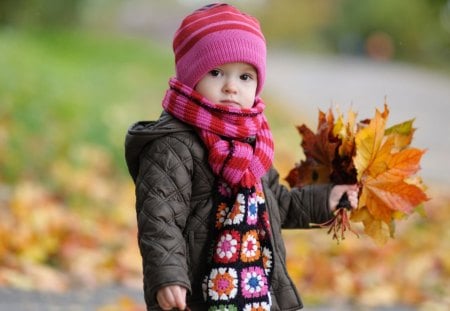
[0,28,174,182]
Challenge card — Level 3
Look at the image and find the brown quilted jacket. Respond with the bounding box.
[125,112,333,310]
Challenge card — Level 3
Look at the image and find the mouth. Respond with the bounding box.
[220,100,240,107]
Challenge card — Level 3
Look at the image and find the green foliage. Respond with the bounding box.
[258,0,450,71]
[0,29,172,183]
[257,0,339,51]
[327,0,450,65]
[0,0,85,28]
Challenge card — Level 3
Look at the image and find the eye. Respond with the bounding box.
[209,69,221,77]
[240,73,253,81]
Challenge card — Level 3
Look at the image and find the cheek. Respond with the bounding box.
[243,94,256,108]
[246,86,257,101]
[195,80,210,96]
[196,83,218,102]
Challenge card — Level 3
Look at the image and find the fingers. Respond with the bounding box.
[156,286,173,310]
[330,184,360,211]
[345,184,359,209]
[346,187,359,209]
[174,286,187,310]
[348,184,359,191]
[156,285,187,310]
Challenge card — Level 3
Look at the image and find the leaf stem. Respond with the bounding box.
[311,208,359,243]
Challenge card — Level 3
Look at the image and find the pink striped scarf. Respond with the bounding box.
[162,77,274,188]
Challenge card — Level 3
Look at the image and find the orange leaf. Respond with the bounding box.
[363,173,428,222]
[385,148,425,179]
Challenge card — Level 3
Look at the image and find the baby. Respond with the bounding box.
[125,3,358,310]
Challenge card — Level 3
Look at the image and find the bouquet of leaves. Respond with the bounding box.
[285,104,429,245]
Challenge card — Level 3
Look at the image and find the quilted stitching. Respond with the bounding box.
[128,116,333,310]
[134,132,214,303]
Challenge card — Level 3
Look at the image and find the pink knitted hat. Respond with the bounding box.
[173,3,266,95]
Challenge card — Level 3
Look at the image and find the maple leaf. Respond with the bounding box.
[333,108,358,158]
[350,206,394,245]
[285,158,331,187]
[288,103,429,244]
[286,110,339,188]
[351,105,428,243]
[330,108,358,185]
[357,147,428,222]
[353,104,390,180]
[300,110,338,166]
[385,119,416,150]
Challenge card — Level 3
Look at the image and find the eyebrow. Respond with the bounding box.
[242,65,257,73]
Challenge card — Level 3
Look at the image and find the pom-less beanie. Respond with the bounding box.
[173,3,267,95]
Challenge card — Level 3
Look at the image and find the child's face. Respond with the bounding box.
[195,62,258,109]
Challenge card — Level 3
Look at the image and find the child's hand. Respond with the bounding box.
[156,285,187,310]
[329,184,359,211]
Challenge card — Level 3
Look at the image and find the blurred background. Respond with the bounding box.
[1,0,449,310]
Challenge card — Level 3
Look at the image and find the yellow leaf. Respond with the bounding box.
[334,108,358,158]
[354,105,389,180]
[366,135,395,178]
[350,206,392,245]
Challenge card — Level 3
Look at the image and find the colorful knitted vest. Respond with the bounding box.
[162,78,274,310]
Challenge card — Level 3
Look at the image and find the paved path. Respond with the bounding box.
[266,51,450,185]
[0,286,416,311]
[0,286,144,311]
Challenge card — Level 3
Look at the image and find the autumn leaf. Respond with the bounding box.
[353,105,389,180]
[288,103,429,244]
[362,175,426,221]
[358,147,427,214]
[286,110,339,188]
[285,158,331,187]
[330,109,358,185]
[350,206,394,245]
[353,108,428,243]
[333,108,358,158]
[385,119,416,150]
[355,109,428,242]
[299,110,337,166]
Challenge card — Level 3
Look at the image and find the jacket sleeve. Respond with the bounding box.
[134,134,194,304]
[265,167,334,228]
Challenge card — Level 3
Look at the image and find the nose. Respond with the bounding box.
[223,78,238,94]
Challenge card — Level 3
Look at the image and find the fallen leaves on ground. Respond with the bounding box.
[284,188,449,308]
[97,296,146,311]
[0,131,446,309]
[0,145,142,292]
